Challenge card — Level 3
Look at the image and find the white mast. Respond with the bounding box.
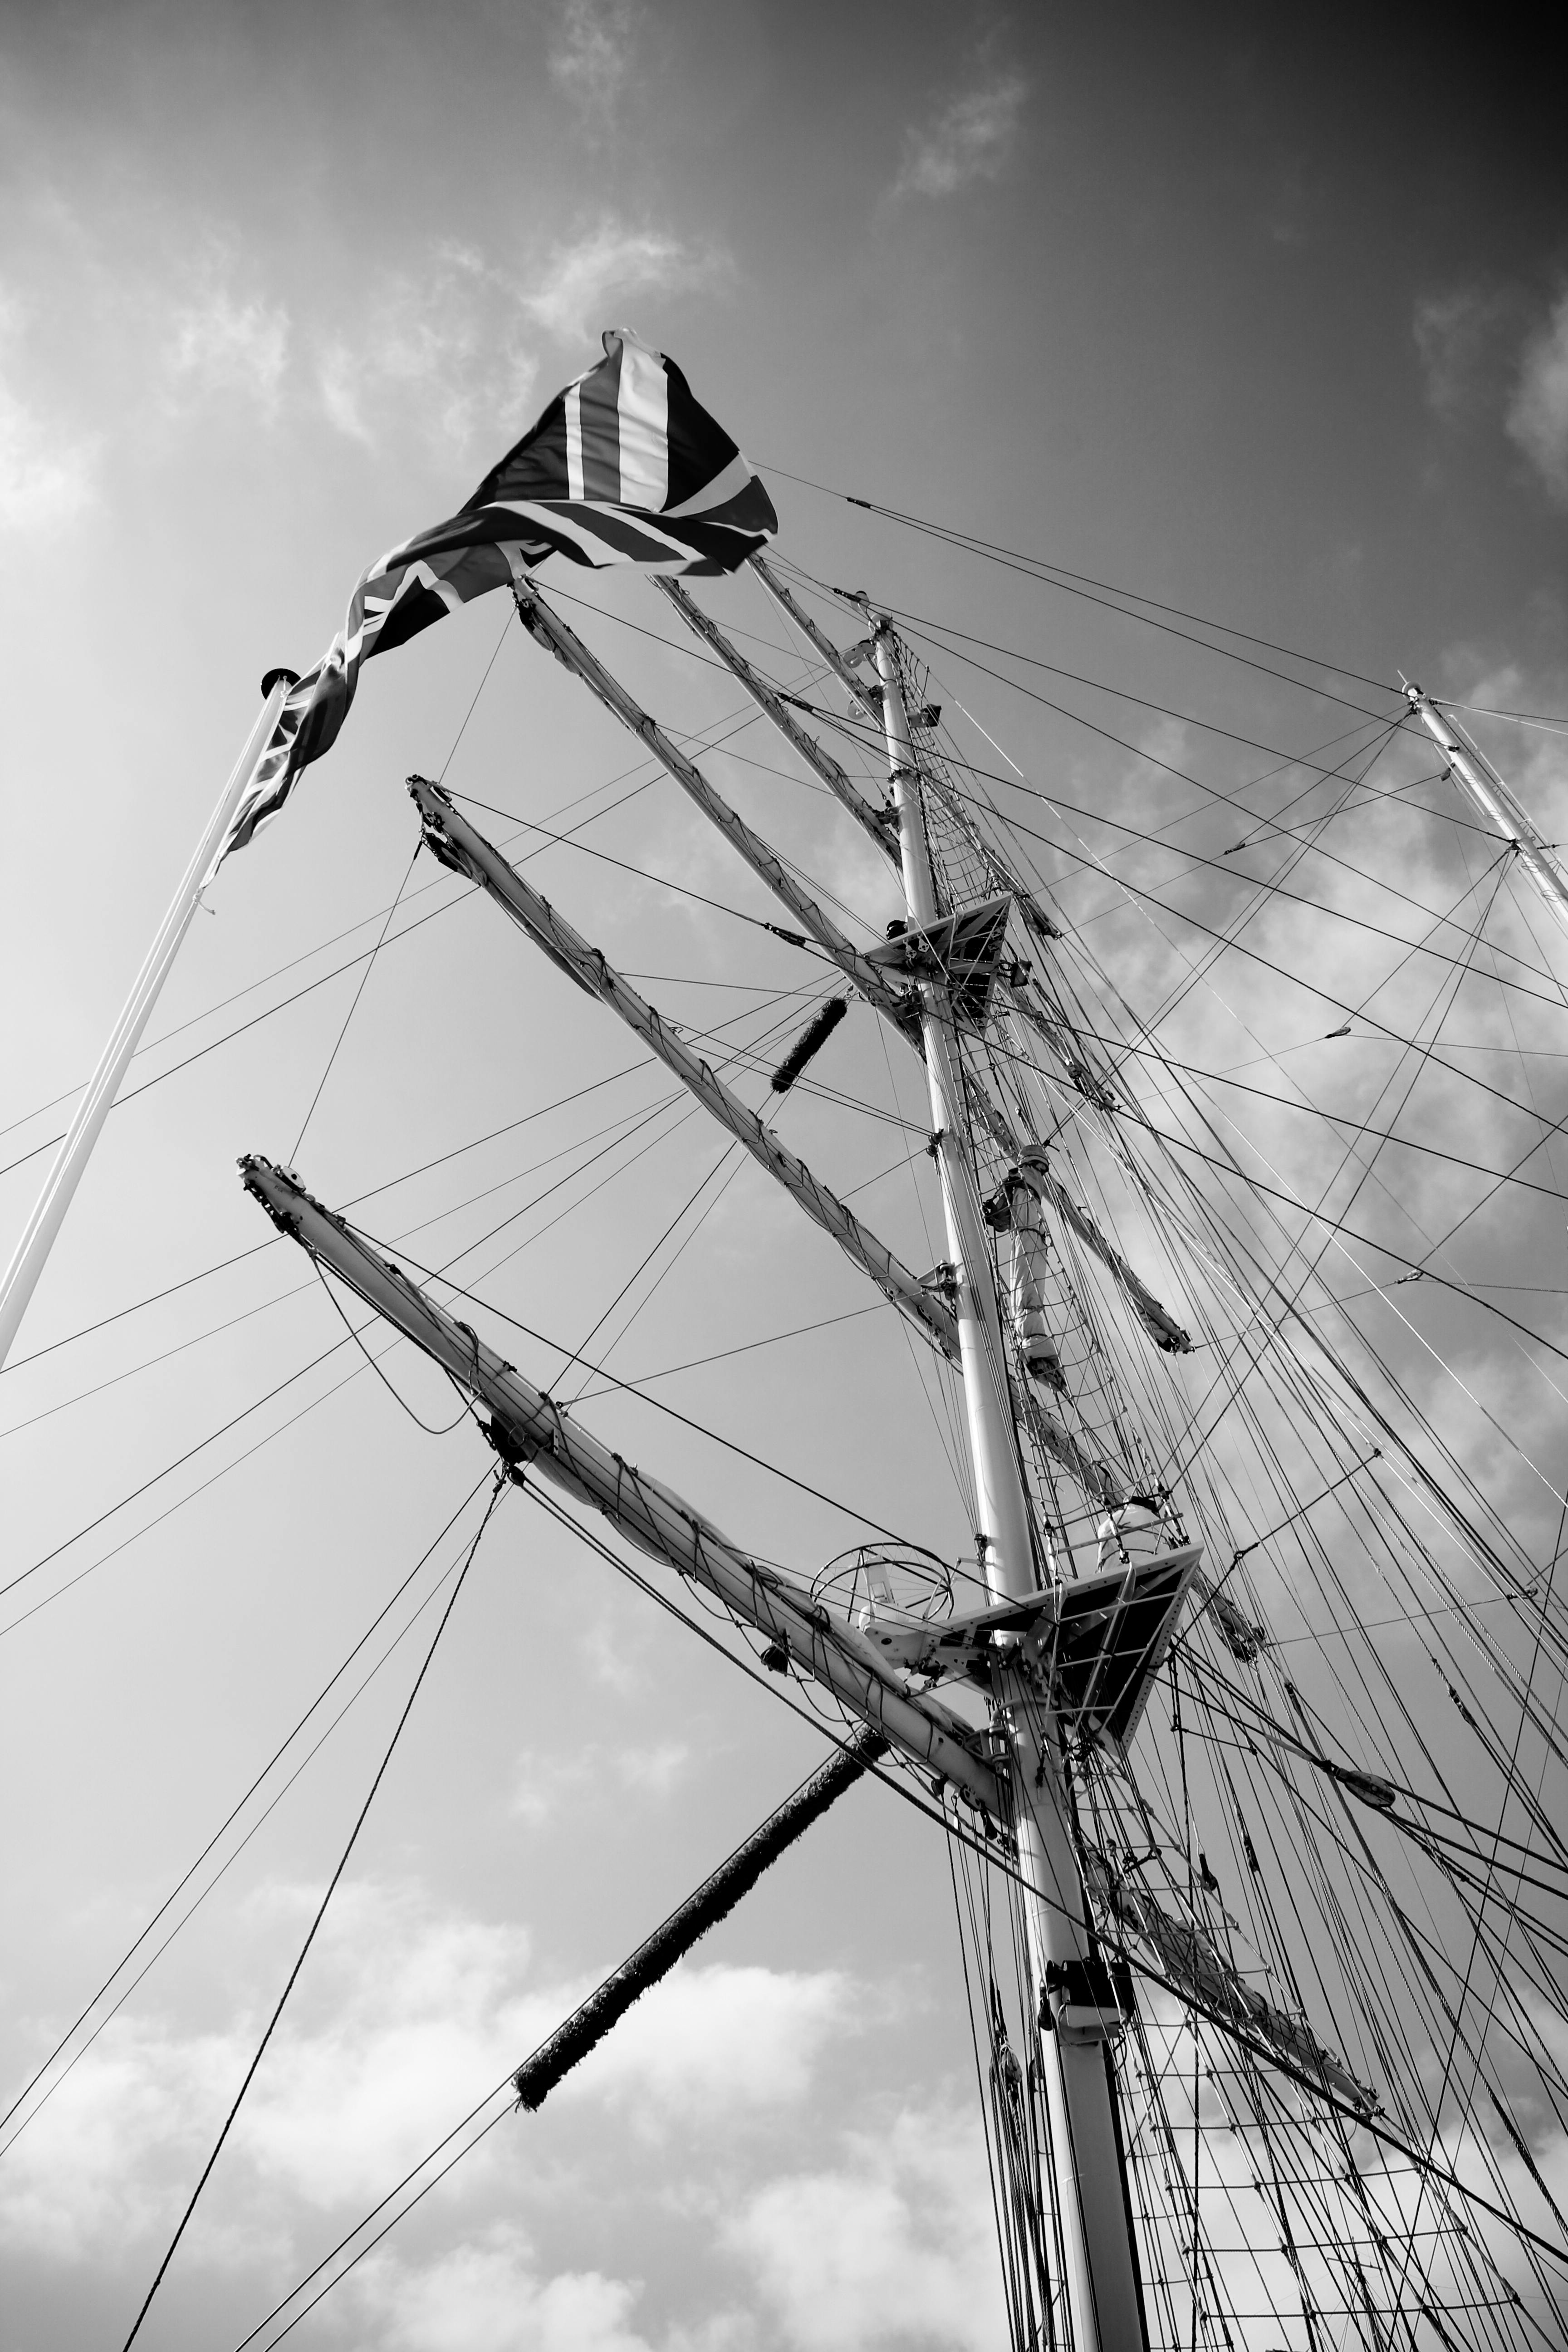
[873,623,1149,2350]
[1405,682,1568,943]
[0,675,291,1372]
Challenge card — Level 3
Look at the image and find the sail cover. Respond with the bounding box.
[216,329,776,869]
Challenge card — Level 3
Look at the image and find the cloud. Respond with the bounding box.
[0,370,96,532]
[891,70,1028,201]
[0,298,96,531]
[0,2011,241,2260]
[0,1882,545,2248]
[166,285,290,416]
[317,248,540,458]
[1414,289,1499,420]
[723,2104,1007,2349]
[1413,285,1519,422]
[509,1737,691,1824]
[0,1882,855,2264]
[349,2224,659,2352]
[522,220,723,345]
[1415,280,1568,505]
[316,220,713,456]
[570,1962,852,2124]
[1507,287,1568,506]
[549,0,639,125]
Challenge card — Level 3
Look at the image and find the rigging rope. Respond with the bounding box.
[117,1477,506,2352]
[289,841,421,1163]
[0,1471,494,2154]
[759,484,1396,699]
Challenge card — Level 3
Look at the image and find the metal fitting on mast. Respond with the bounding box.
[1405,680,1568,944]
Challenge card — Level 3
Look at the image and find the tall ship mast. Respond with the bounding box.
[5,333,1568,2351]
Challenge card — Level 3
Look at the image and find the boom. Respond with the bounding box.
[409,777,960,1364]
[238,1155,1000,1813]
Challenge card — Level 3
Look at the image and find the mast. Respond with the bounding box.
[0,673,291,1371]
[873,622,1151,2350]
[1405,682,1568,943]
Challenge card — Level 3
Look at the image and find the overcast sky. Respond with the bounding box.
[2,8,1567,2351]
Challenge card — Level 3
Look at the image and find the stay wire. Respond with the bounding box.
[442,786,839,954]
[4,1039,748,1621]
[975,774,1568,1132]
[987,988,1568,1219]
[763,493,1394,700]
[0,1471,494,2152]
[233,1479,1035,2349]
[282,598,511,1171]
[519,1494,1568,2283]
[236,1460,1568,2332]
[553,1140,740,1396]
[880,625,1568,1021]
[0,1239,279,1376]
[0,1019,868,1620]
[372,1228,914,1544]
[118,1477,506,2351]
[1152,852,1521,1485]
[0,1333,357,1607]
[919,945,1568,1379]
[238,2101,516,2352]
[0,687,764,1177]
[0,1057,668,1380]
[876,596,1401,769]
[0,991,793,1592]
[566,1152,748,1405]
[438,598,515,783]
[3,979,810,1443]
[942,707,1564,1014]
[289,842,420,1163]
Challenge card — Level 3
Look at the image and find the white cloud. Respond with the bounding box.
[238,1890,548,2208]
[167,285,290,416]
[0,296,96,531]
[1507,288,1568,506]
[0,1882,545,2248]
[724,2104,1007,2349]
[509,1737,691,1823]
[522,220,723,345]
[312,221,716,456]
[627,1737,691,1796]
[0,2011,239,2260]
[316,250,540,458]
[1413,286,1512,421]
[349,2224,658,2352]
[0,370,96,532]
[0,1882,856,2264]
[569,1962,853,2124]
[892,71,1028,201]
[550,0,639,125]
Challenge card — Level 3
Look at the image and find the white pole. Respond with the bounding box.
[873,624,1149,2351]
[1406,683,1568,944]
[0,675,291,1372]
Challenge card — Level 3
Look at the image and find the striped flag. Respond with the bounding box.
[218,329,775,867]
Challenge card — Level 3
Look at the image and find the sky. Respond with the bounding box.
[2,7,1567,2350]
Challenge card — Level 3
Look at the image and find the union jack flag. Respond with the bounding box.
[219,330,775,865]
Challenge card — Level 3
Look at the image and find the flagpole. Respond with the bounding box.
[0,672,294,1373]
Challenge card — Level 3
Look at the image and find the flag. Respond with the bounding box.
[217,329,776,868]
